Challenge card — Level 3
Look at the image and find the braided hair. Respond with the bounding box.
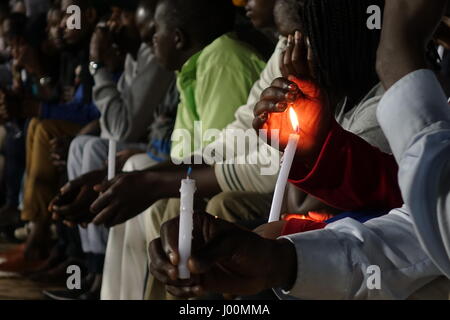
[303,0,384,107]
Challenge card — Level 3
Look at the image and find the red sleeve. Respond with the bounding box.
[281,219,327,236]
[288,120,403,211]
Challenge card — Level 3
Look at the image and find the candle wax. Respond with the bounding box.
[178,178,196,279]
[268,134,300,223]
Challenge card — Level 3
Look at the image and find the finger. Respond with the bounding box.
[260,86,293,103]
[91,199,121,226]
[279,49,289,78]
[92,177,115,193]
[160,218,181,266]
[90,184,115,213]
[60,180,80,194]
[283,34,297,76]
[252,113,267,131]
[148,238,178,282]
[166,285,198,299]
[253,100,283,118]
[292,31,309,78]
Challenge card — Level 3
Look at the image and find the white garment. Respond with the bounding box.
[377,69,450,278]
[101,153,158,300]
[278,69,450,300]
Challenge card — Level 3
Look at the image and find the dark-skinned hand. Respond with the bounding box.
[49,169,106,227]
[253,76,331,169]
[254,28,332,168]
[89,170,171,227]
[148,212,297,298]
[49,136,73,171]
[90,24,113,64]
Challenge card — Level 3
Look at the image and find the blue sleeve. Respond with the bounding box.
[40,85,100,124]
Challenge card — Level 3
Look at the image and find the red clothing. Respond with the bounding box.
[281,219,327,235]
[288,120,403,212]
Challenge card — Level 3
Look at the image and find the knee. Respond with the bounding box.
[84,137,108,156]
[206,192,241,220]
[68,135,90,164]
[34,120,53,145]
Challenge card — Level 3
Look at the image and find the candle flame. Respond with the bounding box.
[289,107,299,133]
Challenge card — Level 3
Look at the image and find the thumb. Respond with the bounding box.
[93,177,114,193]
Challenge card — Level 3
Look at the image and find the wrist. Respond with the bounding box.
[270,238,297,290]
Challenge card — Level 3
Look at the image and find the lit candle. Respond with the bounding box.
[178,167,196,279]
[108,139,117,180]
[268,107,300,223]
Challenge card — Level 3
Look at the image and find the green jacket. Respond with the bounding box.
[170,32,266,160]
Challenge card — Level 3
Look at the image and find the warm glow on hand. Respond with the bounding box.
[261,76,332,164]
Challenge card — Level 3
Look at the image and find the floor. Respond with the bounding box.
[0,241,64,300]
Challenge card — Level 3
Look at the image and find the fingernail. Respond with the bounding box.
[169,252,176,264]
[276,102,287,111]
[295,31,301,43]
[287,35,293,45]
[288,84,298,92]
[259,111,268,120]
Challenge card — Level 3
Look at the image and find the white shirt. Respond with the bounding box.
[277,69,450,299]
[378,69,450,278]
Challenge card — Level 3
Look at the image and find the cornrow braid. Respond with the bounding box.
[303,0,384,107]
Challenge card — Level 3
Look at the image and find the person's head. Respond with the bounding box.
[3,12,27,57]
[107,0,141,55]
[302,0,384,106]
[0,3,10,26]
[273,0,303,36]
[47,4,64,50]
[244,0,276,29]
[152,0,235,71]
[136,0,157,47]
[59,0,100,46]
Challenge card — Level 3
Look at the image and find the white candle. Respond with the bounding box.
[178,168,196,279]
[108,139,117,180]
[268,107,300,223]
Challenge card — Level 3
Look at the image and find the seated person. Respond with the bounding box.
[0,0,105,271]
[42,0,176,301]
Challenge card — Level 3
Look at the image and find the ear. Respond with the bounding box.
[174,28,187,50]
[85,7,98,26]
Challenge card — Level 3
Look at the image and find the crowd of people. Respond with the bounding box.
[0,0,449,300]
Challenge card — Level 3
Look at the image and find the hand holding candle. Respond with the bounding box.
[254,76,332,222]
[254,76,332,164]
[178,167,196,279]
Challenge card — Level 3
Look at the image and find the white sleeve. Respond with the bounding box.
[212,38,285,193]
[377,69,450,278]
[279,210,442,300]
